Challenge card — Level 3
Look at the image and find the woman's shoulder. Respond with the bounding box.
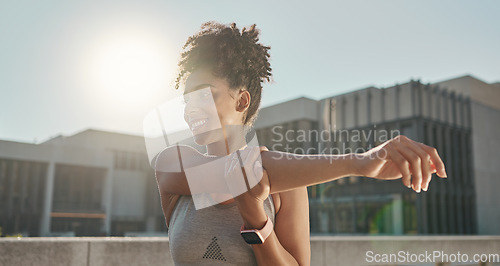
[155,145,218,172]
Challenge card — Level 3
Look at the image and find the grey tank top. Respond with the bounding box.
[168,194,276,265]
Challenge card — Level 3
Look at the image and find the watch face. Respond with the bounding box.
[241,232,264,244]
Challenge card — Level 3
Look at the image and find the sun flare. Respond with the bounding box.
[86,33,173,108]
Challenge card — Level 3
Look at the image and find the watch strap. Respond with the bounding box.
[240,216,273,243]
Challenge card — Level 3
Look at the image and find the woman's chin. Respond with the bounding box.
[192,128,224,146]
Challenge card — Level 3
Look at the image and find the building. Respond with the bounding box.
[254,74,500,235]
[1,74,498,236]
[0,130,165,236]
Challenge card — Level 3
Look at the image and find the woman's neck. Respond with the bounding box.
[206,125,247,156]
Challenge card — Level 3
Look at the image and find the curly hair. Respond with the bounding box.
[175,21,272,126]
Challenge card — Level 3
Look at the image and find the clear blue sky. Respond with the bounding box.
[1,0,499,143]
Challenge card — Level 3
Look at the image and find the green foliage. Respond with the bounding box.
[0,226,23,238]
[5,234,23,238]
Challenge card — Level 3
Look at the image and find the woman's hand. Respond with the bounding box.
[354,135,447,192]
[225,146,271,230]
[224,146,271,204]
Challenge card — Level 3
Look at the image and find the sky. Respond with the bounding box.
[1,0,499,143]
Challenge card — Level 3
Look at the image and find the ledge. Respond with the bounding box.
[1,236,499,265]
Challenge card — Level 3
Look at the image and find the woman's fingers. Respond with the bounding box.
[406,141,433,191]
[389,136,448,192]
[240,147,263,187]
[416,142,447,178]
[388,149,412,187]
[395,144,424,192]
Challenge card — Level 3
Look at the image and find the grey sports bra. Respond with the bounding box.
[168,195,275,265]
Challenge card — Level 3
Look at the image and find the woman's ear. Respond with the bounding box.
[236,89,251,112]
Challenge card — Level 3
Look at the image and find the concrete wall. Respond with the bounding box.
[1,236,499,266]
[435,75,500,111]
[111,170,148,218]
[0,140,112,168]
[434,75,500,235]
[470,102,500,235]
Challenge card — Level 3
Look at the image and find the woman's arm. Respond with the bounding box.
[155,145,229,195]
[156,135,447,195]
[263,135,447,194]
[261,152,355,194]
[237,188,310,266]
[155,145,356,196]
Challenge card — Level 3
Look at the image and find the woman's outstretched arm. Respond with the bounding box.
[155,146,355,196]
[263,135,447,194]
[156,135,448,195]
[261,151,355,194]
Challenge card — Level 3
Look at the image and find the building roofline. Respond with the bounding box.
[320,85,379,100]
[432,73,489,85]
[262,95,318,107]
[71,128,143,138]
[40,128,144,144]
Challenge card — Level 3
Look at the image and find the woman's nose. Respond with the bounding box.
[184,99,206,122]
[184,98,201,114]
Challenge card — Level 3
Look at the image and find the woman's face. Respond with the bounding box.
[183,68,247,145]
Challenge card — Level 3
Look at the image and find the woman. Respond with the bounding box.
[155,22,447,266]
